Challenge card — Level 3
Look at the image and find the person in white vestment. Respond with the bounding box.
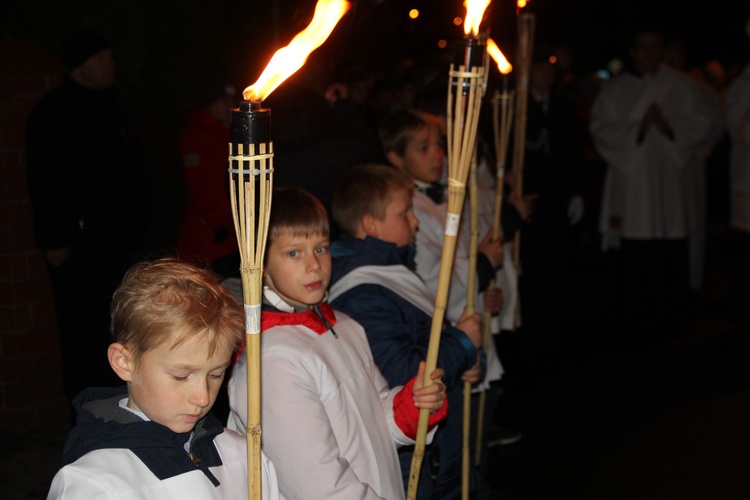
[589,24,723,337]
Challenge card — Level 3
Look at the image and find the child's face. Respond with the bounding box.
[396,124,444,184]
[126,334,233,434]
[370,187,419,248]
[264,232,331,307]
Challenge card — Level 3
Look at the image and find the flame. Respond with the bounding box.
[463,0,491,36]
[243,0,350,102]
[517,0,528,8]
[487,38,512,74]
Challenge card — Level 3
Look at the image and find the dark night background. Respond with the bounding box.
[4,0,749,251]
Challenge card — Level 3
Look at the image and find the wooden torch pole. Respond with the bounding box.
[511,13,535,327]
[462,148,480,500]
[407,35,488,500]
[474,83,515,466]
[228,100,273,500]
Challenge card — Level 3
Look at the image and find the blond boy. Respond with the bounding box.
[47,258,282,500]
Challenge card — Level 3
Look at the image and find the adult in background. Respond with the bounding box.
[176,80,239,277]
[515,44,587,338]
[589,24,722,340]
[724,17,750,322]
[26,28,149,408]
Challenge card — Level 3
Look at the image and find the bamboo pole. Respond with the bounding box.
[407,38,488,500]
[474,85,515,466]
[462,149,480,500]
[511,13,535,327]
[228,102,274,500]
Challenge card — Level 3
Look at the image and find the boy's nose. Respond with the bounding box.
[305,254,321,272]
[189,379,210,408]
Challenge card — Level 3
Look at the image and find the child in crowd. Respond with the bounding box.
[227,187,448,500]
[379,109,516,476]
[379,108,506,328]
[47,258,283,500]
[328,163,484,499]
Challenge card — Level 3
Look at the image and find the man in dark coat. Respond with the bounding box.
[26,29,149,407]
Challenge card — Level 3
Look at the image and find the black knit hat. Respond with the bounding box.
[62,29,111,70]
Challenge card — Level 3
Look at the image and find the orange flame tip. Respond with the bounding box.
[463,0,491,36]
[487,38,512,74]
[243,0,350,102]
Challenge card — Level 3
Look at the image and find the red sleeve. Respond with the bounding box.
[392,376,449,440]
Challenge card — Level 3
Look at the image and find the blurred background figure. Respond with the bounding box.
[26,28,149,408]
[515,44,587,338]
[724,17,750,322]
[590,24,723,339]
[176,79,239,277]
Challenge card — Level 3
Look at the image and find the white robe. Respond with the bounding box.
[412,174,505,390]
[726,62,750,233]
[590,64,723,248]
[228,309,430,500]
[47,430,283,500]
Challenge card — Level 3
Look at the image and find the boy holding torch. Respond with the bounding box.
[227,187,448,499]
[328,164,484,499]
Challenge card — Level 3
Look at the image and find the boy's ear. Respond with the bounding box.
[361,213,379,238]
[386,150,404,170]
[108,343,134,382]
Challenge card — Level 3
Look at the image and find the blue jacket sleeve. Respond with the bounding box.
[331,283,476,389]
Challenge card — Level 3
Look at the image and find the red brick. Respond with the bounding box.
[0,304,31,333]
[0,277,49,304]
[0,358,28,383]
[0,200,25,228]
[0,226,36,253]
[0,150,23,173]
[0,75,53,96]
[13,95,40,123]
[1,174,30,202]
[2,330,54,357]
[27,252,48,279]
[0,124,24,149]
[0,97,12,123]
[32,352,62,380]
[0,254,29,281]
[30,301,58,331]
[4,376,65,411]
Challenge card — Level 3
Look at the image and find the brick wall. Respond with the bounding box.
[0,40,69,431]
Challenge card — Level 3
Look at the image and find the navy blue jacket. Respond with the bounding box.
[330,235,479,499]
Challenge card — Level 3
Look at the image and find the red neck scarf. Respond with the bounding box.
[234,303,337,362]
[261,302,337,334]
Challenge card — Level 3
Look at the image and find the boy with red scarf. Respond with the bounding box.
[227,187,447,500]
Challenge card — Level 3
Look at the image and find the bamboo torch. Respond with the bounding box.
[473,38,514,467]
[407,1,490,498]
[510,9,535,327]
[462,146,480,500]
[229,2,350,499]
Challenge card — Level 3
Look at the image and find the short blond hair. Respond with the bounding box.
[331,163,413,237]
[110,258,244,366]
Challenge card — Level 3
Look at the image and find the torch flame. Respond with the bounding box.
[487,38,512,74]
[243,0,350,102]
[463,0,491,36]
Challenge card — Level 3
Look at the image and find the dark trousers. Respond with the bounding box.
[48,245,125,406]
[605,238,690,337]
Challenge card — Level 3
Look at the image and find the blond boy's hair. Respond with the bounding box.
[110,258,244,366]
[267,187,329,250]
[331,163,413,237]
[379,108,442,157]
